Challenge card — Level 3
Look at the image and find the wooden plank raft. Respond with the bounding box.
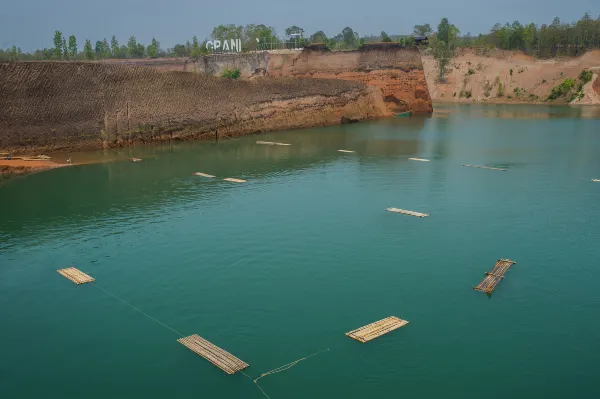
[462,164,507,171]
[193,172,215,178]
[409,157,430,162]
[346,316,409,343]
[177,334,248,374]
[338,149,355,153]
[386,207,429,218]
[57,267,95,285]
[223,178,247,183]
[474,259,516,294]
[256,141,291,146]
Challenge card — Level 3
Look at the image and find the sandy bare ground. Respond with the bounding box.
[0,159,64,176]
[422,48,600,105]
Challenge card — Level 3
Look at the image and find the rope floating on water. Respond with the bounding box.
[91,281,328,398]
[91,283,185,338]
[242,348,331,399]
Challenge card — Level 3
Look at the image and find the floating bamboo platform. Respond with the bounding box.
[57,267,95,285]
[177,334,248,374]
[223,178,246,183]
[346,316,409,343]
[474,258,516,294]
[462,164,507,171]
[409,157,430,162]
[194,172,215,178]
[386,207,429,218]
[338,150,355,153]
[256,141,291,146]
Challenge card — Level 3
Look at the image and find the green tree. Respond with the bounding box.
[309,30,328,43]
[111,35,119,58]
[190,36,200,56]
[147,37,159,58]
[53,30,63,58]
[285,25,304,38]
[95,40,104,57]
[342,27,358,48]
[173,44,189,57]
[137,43,145,58]
[84,39,94,60]
[127,36,138,58]
[432,18,457,81]
[61,38,68,59]
[381,31,392,42]
[102,38,111,58]
[243,24,278,50]
[212,24,243,41]
[413,24,433,36]
[9,45,19,61]
[68,35,77,58]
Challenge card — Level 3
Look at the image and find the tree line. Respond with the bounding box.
[456,13,600,58]
[2,14,600,61]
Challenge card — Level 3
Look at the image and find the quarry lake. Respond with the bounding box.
[1,104,600,399]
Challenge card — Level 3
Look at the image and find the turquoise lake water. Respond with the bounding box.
[1,104,600,398]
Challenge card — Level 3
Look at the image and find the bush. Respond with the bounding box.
[483,80,492,97]
[497,82,504,97]
[466,68,475,76]
[548,78,575,100]
[579,69,593,84]
[221,68,241,79]
[465,90,472,98]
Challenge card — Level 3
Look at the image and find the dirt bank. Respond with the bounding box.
[0,62,387,153]
[190,44,432,114]
[422,48,600,105]
[0,159,63,177]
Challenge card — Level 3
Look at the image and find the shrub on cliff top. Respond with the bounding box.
[221,68,241,79]
[547,78,575,100]
[579,69,593,84]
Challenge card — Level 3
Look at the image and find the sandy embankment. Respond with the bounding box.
[421,49,600,105]
[0,159,64,176]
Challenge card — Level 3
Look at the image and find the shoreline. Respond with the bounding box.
[0,159,65,177]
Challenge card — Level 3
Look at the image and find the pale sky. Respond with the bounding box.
[0,0,597,51]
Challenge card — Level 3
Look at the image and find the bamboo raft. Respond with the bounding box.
[409,157,430,162]
[177,334,249,374]
[462,164,507,171]
[386,207,429,218]
[346,316,409,343]
[57,267,95,285]
[223,178,247,183]
[193,172,215,178]
[473,259,516,294]
[256,141,291,146]
[338,150,355,153]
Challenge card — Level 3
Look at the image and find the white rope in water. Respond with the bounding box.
[91,282,330,399]
[242,348,330,399]
[91,283,185,338]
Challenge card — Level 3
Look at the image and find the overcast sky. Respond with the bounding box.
[1,0,597,51]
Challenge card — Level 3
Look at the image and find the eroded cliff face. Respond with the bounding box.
[191,45,433,114]
[266,45,432,114]
[0,62,387,152]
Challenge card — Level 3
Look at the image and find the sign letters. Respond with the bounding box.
[205,39,242,53]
